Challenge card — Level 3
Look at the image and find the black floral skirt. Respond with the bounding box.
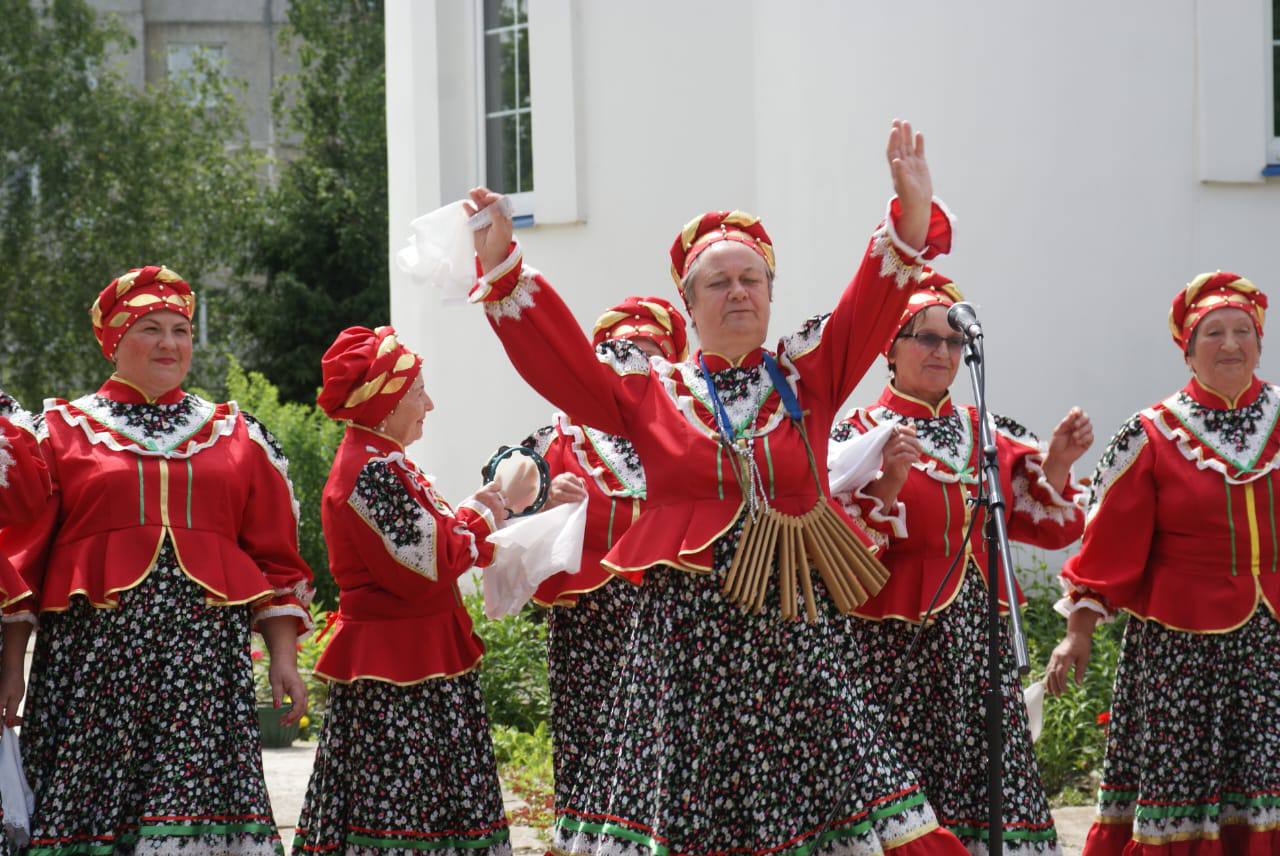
[550,526,948,855]
[293,672,511,856]
[846,569,1060,855]
[20,543,283,856]
[546,578,640,814]
[1086,608,1280,854]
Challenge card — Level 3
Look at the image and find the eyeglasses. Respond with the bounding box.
[897,332,966,352]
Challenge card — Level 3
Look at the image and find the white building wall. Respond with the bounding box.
[387,0,1280,526]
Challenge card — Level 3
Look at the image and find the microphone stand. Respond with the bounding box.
[961,332,1030,856]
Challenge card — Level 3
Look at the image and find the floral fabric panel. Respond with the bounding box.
[348,459,441,581]
[780,313,832,361]
[676,360,777,438]
[1161,383,1280,478]
[1084,414,1149,523]
[67,391,217,454]
[868,404,974,477]
[594,338,652,378]
[582,427,645,498]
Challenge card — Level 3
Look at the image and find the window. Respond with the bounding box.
[1272,0,1279,163]
[480,0,534,201]
[166,43,226,106]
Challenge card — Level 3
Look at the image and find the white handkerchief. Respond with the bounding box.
[482,498,589,619]
[1023,679,1046,743]
[0,725,33,846]
[828,421,896,496]
[395,200,476,305]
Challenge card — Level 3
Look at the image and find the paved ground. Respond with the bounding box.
[264,743,1093,855]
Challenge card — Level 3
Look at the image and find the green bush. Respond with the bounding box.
[463,590,550,733]
[492,723,554,829]
[1021,580,1125,803]
[224,358,344,608]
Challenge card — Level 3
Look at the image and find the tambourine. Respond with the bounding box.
[481,445,552,518]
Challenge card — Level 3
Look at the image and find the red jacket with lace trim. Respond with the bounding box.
[0,378,314,635]
[314,425,497,684]
[524,414,646,607]
[1061,376,1280,632]
[835,386,1086,622]
[471,198,953,585]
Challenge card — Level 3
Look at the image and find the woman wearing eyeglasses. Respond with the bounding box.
[831,271,1093,855]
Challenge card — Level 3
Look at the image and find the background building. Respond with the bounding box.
[88,0,298,171]
[386,0,1280,551]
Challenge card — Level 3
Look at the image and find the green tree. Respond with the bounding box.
[234,0,389,404]
[0,0,263,405]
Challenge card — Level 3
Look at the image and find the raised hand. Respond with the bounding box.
[1043,406,1093,492]
[466,187,514,275]
[885,119,933,250]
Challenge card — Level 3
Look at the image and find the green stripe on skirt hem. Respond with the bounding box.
[28,822,283,856]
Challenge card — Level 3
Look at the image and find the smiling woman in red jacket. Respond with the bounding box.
[293,324,526,856]
[1048,272,1280,856]
[0,266,314,856]
[832,271,1092,855]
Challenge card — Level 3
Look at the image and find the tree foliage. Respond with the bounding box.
[0,0,263,405]
[233,0,389,404]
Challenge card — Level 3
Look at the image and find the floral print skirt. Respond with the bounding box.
[293,672,511,856]
[546,579,640,815]
[1084,608,1280,855]
[20,543,283,856]
[846,568,1060,856]
[550,524,964,855]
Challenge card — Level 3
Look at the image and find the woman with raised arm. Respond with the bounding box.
[1047,272,1280,855]
[510,296,684,826]
[293,325,540,855]
[0,266,313,856]
[831,270,1092,855]
[467,120,968,854]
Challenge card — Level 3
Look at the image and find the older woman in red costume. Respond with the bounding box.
[466,120,970,855]
[294,325,532,855]
[1048,272,1280,855]
[513,295,685,827]
[0,266,313,856]
[832,270,1092,855]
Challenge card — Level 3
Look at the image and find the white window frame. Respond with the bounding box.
[1271,0,1280,163]
[166,43,228,107]
[475,2,535,218]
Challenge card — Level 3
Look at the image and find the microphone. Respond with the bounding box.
[946,301,983,340]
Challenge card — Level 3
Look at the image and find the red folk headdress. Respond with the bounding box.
[882,269,964,356]
[1169,271,1266,352]
[668,211,775,302]
[317,325,424,427]
[591,296,689,361]
[91,266,195,359]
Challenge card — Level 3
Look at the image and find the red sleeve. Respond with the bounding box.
[343,458,495,601]
[0,418,50,526]
[0,427,59,622]
[996,421,1087,551]
[1059,415,1155,616]
[780,198,955,410]
[238,415,315,636]
[470,244,657,437]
